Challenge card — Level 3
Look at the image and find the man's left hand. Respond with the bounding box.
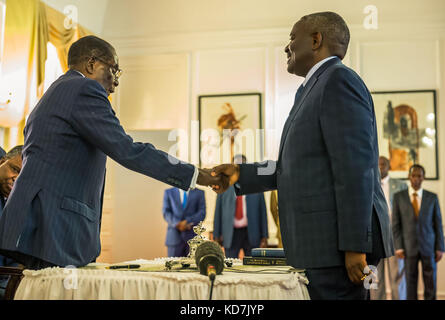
[436,250,443,262]
[259,238,268,248]
[344,251,368,285]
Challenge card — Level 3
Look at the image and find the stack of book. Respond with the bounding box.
[243,248,288,266]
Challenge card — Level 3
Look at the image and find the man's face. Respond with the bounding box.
[91,53,120,96]
[0,155,22,198]
[378,157,389,179]
[284,20,314,77]
[409,168,424,191]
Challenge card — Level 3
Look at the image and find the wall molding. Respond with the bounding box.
[108,22,445,57]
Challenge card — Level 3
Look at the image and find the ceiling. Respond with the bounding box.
[40,0,445,39]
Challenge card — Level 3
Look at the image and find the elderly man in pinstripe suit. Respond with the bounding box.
[0,36,222,269]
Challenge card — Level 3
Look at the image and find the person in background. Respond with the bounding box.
[0,146,23,299]
[213,154,268,259]
[270,190,283,248]
[162,187,206,257]
[392,164,445,300]
[371,156,408,300]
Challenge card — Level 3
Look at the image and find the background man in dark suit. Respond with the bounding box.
[213,155,268,259]
[392,164,444,300]
[0,146,23,299]
[163,188,206,257]
[211,12,393,299]
[0,36,221,270]
[371,156,408,300]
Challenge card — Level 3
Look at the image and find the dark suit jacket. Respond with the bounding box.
[392,189,445,257]
[213,186,268,249]
[163,188,206,246]
[235,57,393,269]
[0,70,195,267]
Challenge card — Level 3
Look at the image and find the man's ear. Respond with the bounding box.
[85,57,96,75]
[311,32,323,50]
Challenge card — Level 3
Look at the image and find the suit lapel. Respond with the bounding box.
[278,57,340,159]
[418,190,428,218]
[174,189,182,209]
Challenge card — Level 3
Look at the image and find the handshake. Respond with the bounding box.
[196,164,241,194]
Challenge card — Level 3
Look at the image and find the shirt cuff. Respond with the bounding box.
[189,166,199,190]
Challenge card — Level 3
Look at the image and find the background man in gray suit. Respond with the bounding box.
[0,36,222,269]
[371,156,408,300]
[211,12,393,300]
[392,164,445,300]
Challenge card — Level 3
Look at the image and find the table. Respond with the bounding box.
[14,258,310,300]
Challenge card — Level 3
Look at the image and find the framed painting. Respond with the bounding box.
[198,93,263,167]
[372,90,438,180]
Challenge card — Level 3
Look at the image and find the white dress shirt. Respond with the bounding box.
[302,56,337,87]
[381,176,391,219]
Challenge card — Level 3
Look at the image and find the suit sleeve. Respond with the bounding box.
[235,161,277,195]
[392,193,404,251]
[433,196,445,252]
[162,191,180,228]
[186,191,206,225]
[319,68,376,253]
[259,193,268,238]
[213,194,222,239]
[70,80,194,191]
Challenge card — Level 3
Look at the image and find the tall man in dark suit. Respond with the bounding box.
[392,164,444,300]
[0,146,23,298]
[163,188,206,257]
[210,12,393,299]
[0,36,221,269]
[213,155,268,258]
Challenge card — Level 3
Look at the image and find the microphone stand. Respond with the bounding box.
[207,265,216,300]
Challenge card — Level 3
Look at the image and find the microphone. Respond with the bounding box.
[195,241,225,279]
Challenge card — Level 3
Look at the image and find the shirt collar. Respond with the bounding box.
[302,56,337,87]
[409,186,423,198]
[73,70,85,78]
[381,176,390,185]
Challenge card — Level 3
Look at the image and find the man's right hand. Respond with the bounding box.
[210,164,240,194]
[395,249,405,259]
[215,236,223,246]
[176,220,188,232]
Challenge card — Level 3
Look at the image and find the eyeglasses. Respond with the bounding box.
[92,56,123,80]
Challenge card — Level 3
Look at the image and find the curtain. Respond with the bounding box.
[0,0,91,150]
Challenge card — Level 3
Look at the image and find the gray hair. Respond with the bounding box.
[300,12,350,59]
[3,145,23,161]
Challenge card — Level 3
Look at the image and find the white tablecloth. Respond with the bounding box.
[14,258,309,300]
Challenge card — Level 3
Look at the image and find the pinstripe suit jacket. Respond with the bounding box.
[235,58,394,269]
[0,70,195,267]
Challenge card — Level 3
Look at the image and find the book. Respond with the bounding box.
[243,256,289,266]
[251,248,285,258]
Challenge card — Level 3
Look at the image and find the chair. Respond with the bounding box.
[0,266,25,300]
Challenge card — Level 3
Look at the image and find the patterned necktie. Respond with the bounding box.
[412,192,419,218]
[235,196,244,220]
[182,191,188,209]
